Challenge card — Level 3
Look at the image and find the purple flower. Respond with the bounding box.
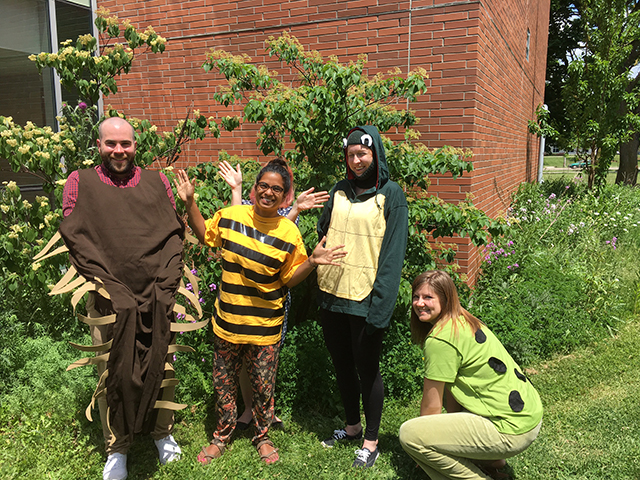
[186,283,193,292]
[191,268,198,275]
[209,283,217,291]
[201,358,205,362]
[199,297,205,303]
[78,101,87,111]
[172,354,177,362]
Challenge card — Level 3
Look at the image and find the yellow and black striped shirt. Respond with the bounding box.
[204,205,307,345]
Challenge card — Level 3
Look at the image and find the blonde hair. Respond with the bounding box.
[410,270,482,345]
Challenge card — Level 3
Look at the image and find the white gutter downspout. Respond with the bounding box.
[90,0,104,115]
[406,0,413,109]
[537,104,549,183]
[537,134,545,183]
[47,0,63,129]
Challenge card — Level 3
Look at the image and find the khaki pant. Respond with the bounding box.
[399,412,541,480]
[87,294,175,455]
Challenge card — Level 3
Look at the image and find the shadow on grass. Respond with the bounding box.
[380,431,427,480]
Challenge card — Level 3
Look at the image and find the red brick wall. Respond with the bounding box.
[97,0,550,280]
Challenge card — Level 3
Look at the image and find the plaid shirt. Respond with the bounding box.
[62,164,176,217]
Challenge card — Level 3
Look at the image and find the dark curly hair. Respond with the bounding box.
[250,157,295,208]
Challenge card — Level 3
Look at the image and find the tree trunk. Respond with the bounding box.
[616,132,639,185]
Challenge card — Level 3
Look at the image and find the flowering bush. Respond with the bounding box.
[0,12,222,339]
[482,240,519,271]
[0,115,78,194]
[0,181,77,338]
[30,8,167,106]
[471,178,640,364]
[0,182,62,287]
[1,8,222,194]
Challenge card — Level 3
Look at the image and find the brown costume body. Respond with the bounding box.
[59,168,185,448]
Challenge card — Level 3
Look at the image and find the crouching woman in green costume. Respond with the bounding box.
[399,271,543,480]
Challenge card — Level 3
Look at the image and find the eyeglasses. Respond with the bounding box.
[256,181,284,195]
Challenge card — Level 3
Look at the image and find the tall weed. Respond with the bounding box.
[472,179,640,364]
[0,314,95,422]
[0,312,101,479]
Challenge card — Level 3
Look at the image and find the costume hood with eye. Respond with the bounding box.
[343,125,389,191]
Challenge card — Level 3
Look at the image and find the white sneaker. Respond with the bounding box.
[103,452,128,480]
[154,434,182,465]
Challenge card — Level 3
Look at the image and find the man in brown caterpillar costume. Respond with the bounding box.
[50,116,205,480]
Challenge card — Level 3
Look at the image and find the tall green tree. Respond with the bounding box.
[202,33,505,310]
[609,1,640,184]
[538,0,640,188]
[544,0,584,146]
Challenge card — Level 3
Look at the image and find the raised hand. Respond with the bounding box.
[174,169,207,243]
[294,187,330,212]
[218,160,243,190]
[174,169,196,205]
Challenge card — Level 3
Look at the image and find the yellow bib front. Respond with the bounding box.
[317,191,386,301]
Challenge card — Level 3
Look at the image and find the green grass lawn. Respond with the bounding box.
[543,170,618,184]
[543,155,621,168]
[542,155,619,184]
[3,316,640,479]
[508,318,640,479]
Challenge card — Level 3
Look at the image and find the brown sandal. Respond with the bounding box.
[197,443,224,465]
[256,439,279,464]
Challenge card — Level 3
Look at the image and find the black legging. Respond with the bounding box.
[320,309,385,442]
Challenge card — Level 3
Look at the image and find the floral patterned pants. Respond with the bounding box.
[210,335,279,448]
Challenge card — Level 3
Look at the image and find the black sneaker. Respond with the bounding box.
[352,447,379,468]
[321,428,363,448]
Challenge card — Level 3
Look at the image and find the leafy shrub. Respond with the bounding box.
[273,314,426,415]
[472,254,596,364]
[0,183,75,339]
[471,179,640,365]
[173,332,216,407]
[380,314,424,399]
[275,320,339,416]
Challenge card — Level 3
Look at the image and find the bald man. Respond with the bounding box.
[61,117,183,480]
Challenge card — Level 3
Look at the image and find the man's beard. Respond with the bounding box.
[102,154,134,176]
